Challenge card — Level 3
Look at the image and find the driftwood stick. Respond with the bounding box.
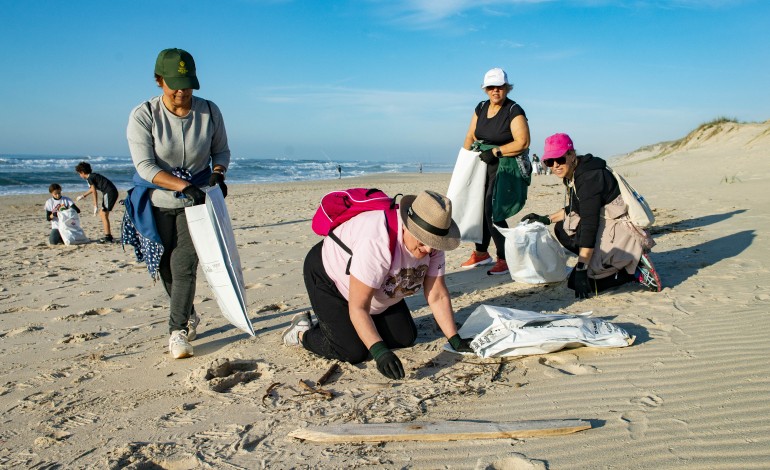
[316,362,340,387]
[262,382,282,405]
[299,379,334,400]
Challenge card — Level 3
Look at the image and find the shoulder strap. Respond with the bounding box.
[328,209,398,276]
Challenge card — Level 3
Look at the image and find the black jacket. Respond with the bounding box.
[563,154,620,248]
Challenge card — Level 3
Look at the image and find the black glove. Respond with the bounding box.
[448,334,474,353]
[208,172,228,198]
[370,341,404,380]
[181,184,206,206]
[478,149,498,165]
[521,213,551,225]
[573,267,592,299]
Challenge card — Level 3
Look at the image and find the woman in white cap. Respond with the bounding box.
[282,191,473,380]
[459,67,531,275]
[124,48,231,359]
[521,133,661,297]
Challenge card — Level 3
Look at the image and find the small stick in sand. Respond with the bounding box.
[316,362,340,387]
[262,382,282,405]
[299,379,334,400]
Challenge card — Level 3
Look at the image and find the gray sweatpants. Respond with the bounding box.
[153,207,198,334]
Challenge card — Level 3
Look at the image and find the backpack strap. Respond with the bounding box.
[328,205,399,276]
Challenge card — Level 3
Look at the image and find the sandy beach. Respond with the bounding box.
[1,120,769,469]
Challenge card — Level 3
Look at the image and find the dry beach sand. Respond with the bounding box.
[1,120,769,468]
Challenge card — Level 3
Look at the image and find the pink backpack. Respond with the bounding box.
[312,188,400,273]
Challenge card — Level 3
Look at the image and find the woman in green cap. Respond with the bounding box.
[124,48,231,359]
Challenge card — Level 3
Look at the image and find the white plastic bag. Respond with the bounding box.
[446,147,487,243]
[496,221,569,284]
[608,166,655,228]
[57,208,89,245]
[453,305,634,358]
[186,185,254,336]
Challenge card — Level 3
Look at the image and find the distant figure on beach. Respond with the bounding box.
[282,191,473,380]
[521,133,661,297]
[75,162,118,243]
[124,48,231,359]
[419,162,422,173]
[532,153,542,175]
[45,183,80,245]
[459,67,531,276]
[337,164,342,179]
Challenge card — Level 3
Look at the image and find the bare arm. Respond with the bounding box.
[423,275,459,339]
[348,275,383,348]
[497,115,530,157]
[463,112,479,150]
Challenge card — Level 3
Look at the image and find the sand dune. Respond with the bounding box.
[0,120,769,468]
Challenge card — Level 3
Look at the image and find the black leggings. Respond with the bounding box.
[475,161,508,259]
[301,242,417,364]
[555,221,635,293]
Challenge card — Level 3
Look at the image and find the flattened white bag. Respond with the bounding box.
[57,207,89,245]
[608,167,655,228]
[446,148,487,243]
[453,305,634,358]
[496,222,568,284]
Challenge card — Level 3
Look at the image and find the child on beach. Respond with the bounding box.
[45,183,80,245]
[74,162,119,243]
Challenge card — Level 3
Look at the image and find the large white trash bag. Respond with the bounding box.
[186,185,254,336]
[496,221,569,284]
[57,207,89,245]
[456,305,634,358]
[446,147,487,243]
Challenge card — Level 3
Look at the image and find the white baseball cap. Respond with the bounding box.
[482,68,509,88]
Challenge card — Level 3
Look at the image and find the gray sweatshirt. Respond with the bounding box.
[127,95,231,208]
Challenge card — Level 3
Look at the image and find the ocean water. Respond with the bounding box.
[0,154,451,196]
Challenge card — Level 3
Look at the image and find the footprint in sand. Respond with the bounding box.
[58,332,106,344]
[245,282,269,290]
[189,358,272,395]
[538,355,600,376]
[105,293,135,301]
[621,410,648,440]
[476,453,547,470]
[622,393,664,440]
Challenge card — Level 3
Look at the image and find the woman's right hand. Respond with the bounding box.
[370,342,404,380]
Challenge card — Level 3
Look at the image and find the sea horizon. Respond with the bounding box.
[0,154,451,196]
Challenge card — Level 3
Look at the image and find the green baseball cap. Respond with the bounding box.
[154,48,200,90]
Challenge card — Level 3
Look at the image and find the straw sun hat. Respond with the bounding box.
[399,191,460,251]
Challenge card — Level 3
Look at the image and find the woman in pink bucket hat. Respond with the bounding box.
[521,133,662,297]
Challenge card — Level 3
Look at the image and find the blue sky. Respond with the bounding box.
[1,0,768,164]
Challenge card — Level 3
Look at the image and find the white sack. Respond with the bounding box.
[455,304,633,358]
[496,222,569,284]
[446,147,487,243]
[186,185,254,336]
[57,208,89,245]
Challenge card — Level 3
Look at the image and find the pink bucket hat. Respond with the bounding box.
[542,133,574,160]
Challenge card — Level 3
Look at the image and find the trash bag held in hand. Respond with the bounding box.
[496,221,569,284]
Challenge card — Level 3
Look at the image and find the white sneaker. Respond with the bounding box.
[186,312,200,341]
[169,330,194,359]
[282,312,312,346]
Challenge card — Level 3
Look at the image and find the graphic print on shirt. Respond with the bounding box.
[382,265,429,298]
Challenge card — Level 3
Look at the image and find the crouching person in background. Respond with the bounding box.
[522,133,661,298]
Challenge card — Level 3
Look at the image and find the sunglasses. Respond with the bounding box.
[544,156,567,168]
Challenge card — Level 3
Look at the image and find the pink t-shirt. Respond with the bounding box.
[321,211,446,315]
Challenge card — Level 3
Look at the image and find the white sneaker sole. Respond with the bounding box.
[460,258,494,269]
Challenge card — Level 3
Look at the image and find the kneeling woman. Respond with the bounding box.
[283,191,473,380]
[522,133,661,298]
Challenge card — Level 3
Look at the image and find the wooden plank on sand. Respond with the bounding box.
[288,419,591,443]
